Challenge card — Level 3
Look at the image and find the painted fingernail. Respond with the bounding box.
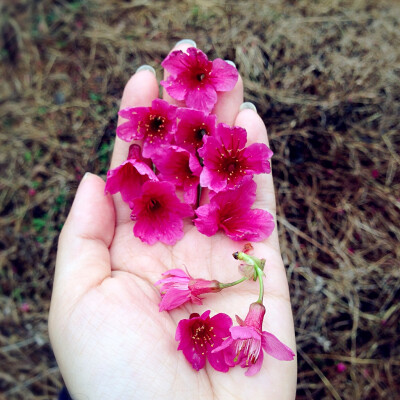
[224,60,236,68]
[240,102,257,112]
[175,39,197,48]
[82,172,91,181]
[136,65,156,75]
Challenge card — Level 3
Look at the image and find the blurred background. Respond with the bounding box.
[0,0,399,399]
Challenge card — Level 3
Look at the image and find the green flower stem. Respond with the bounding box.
[219,276,248,289]
[255,265,264,304]
[233,252,256,266]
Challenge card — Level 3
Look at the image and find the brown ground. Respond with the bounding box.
[0,0,399,399]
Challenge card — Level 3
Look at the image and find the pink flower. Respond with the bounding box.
[176,310,232,372]
[130,181,193,245]
[19,302,30,312]
[105,145,157,207]
[194,180,275,241]
[175,108,217,154]
[199,123,273,192]
[152,145,202,205]
[117,99,177,158]
[336,362,347,373]
[156,268,222,311]
[161,47,238,113]
[212,302,295,376]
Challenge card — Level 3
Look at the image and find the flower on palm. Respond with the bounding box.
[175,310,232,372]
[156,268,222,311]
[212,302,295,376]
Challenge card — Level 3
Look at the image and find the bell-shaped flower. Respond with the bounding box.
[130,181,193,245]
[194,180,275,241]
[175,108,217,154]
[212,302,295,376]
[161,47,238,113]
[156,268,222,311]
[104,145,157,207]
[176,310,232,372]
[117,99,177,158]
[199,123,273,193]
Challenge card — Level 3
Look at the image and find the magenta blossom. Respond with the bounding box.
[199,123,273,193]
[175,108,217,154]
[156,268,222,311]
[194,180,275,241]
[105,145,157,207]
[117,99,177,158]
[176,310,232,372]
[152,145,202,205]
[212,302,295,376]
[130,181,193,245]
[161,47,238,113]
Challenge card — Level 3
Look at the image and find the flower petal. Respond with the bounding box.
[209,58,239,91]
[243,143,273,174]
[161,76,187,101]
[105,159,157,206]
[230,326,261,341]
[161,48,196,76]
[207,348,230,372]
[185,84,217,113]
[159,288,192,311]
[131,181,193,245]
[175,318,207,371]
[194,203,220,237]
[262,332,295,361]
[209,313,233,338]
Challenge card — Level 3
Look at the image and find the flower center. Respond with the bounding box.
[190,318,216,355]
[222,157,242,182]
[148,198,161,211]
[195,127,208,141]
[196,73,205,82]
[149,115,166,133]
[227,162,237,173]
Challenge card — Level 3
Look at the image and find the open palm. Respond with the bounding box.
[49,43,297,400]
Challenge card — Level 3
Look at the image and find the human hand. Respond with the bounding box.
[49,42,297,400]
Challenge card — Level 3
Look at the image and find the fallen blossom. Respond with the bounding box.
[199,123,273,192]
[117,99,177,158]
[175,108,217,154]
[194,180,275,241]
[105,145,158,207]
[212,302,295,376]
[156,268,221,311]
[161,47,238,113]
[176,310,232,372]
[130,181,193,245]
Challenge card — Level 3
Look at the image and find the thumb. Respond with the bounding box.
[51,173,115,311]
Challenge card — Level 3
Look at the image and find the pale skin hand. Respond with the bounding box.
[48,43,297,400]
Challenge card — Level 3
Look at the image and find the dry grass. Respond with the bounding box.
[0,0,399,398]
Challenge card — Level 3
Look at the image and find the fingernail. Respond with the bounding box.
[136,65,156,75]
[240,102,257,112]
[82,172,91,181]
[224,60,236,68]
[175,39,197,48]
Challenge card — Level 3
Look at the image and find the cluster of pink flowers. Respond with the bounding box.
[156,245,295,375]
[107,45,295,377]
[105,47,274,245]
